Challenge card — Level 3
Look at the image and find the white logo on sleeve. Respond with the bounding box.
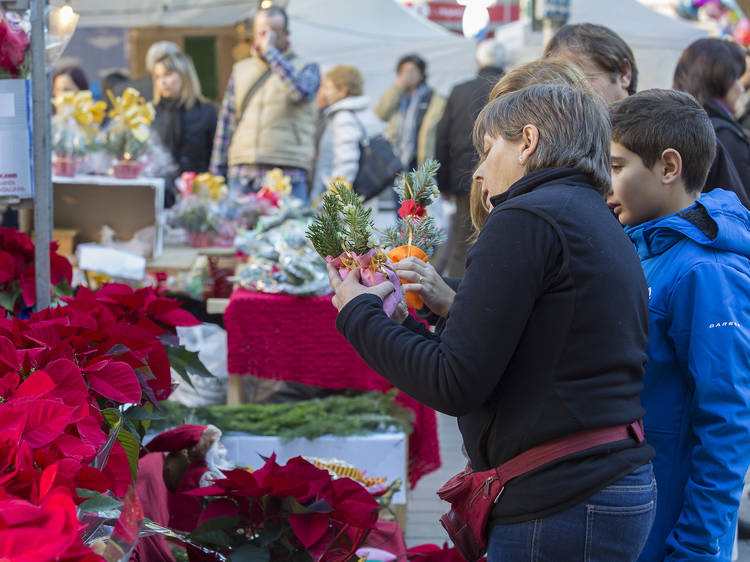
[708,321,742,329]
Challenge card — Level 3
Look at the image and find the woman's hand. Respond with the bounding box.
[392,257,455,318]
[327,263,395,313]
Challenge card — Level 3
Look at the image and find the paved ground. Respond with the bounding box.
[405,412,750,560]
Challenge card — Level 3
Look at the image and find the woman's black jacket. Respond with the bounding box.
[336,168,654,524]
[153,100,217,175]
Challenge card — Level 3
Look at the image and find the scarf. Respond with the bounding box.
[395,82,430,169]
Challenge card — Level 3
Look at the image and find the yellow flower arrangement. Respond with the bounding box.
[107,87,155,143]
[103,87,156,160]
[51,90,107,157]
[192,172,228,202]
[261,167,292,196]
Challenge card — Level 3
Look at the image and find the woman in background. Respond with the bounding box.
[674,38,750,207]
[312,64,384,202]
[152,52,217,177]
[52,65,89,98]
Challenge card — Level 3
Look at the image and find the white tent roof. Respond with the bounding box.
[70,0,478,98]
[568,0,706,50]
[493,0,707,90]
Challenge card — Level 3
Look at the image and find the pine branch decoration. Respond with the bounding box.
[306,180,377,259]
[393,159,441,207]
[382,216,446,258]
[384,160,446,257]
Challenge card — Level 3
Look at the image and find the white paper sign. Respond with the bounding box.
[0,80,32,198]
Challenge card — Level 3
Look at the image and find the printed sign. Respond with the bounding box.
[0,79,32,198]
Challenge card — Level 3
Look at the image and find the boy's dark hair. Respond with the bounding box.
[610,89,716,193]
[256,5,288,30]
[544,23,638,95]
[397,54,427,80]
[673,38,745,104]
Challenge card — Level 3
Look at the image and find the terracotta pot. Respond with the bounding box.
[387,244,428,309]
[52,156,79,177]
[112,159,145,179]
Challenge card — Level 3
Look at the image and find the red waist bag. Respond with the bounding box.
[437,420,645,562]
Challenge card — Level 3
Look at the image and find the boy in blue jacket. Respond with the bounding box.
[608,89,750,561]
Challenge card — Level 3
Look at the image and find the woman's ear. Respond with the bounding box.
[520,124,540,164]
[660,148,683,185]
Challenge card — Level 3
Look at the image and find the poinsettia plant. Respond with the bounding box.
[0,282,210,559]
[306,181,402,316]
[0,226,73,315]
[0,10,30,79]
[382,160,446,309]
[184,453,380,561]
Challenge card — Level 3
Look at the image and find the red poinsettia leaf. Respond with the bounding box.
[52,434,97,461]
[74,465,110,495]
[13,369,56,399]
[101,441,132,497]
[17,399,75,448]
[85,360,141,403]
[0,249,16,283]
[0,499,47,529]
[39,463,59,500]
[328,478,379,529]
[0,335,18,372]
[289,513,331,549]
[44,358,87,394]
[0,371,20,400]
[20,263,36,308]
[198,498,240,523]
[76,414,107,450]
[24,323,62,349]
[50,250,72,286]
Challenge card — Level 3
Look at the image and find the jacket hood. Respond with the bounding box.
[325,95,371,115]
[627,189,750,259]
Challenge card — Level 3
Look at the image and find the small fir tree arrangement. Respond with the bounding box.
[382,159,446,308]
[306,180,402,315]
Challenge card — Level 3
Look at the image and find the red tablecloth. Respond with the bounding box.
[225,289,441,488]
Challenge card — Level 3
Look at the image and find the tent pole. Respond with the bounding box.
[31,0,52,310]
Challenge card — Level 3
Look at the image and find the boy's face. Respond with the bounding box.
[608,142,669,227]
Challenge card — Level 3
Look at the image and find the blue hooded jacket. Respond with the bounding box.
[628,189,750,561]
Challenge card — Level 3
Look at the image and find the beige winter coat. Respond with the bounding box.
[228,54,317,172]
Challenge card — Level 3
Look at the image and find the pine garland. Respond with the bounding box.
[152,390,414,442]
[306,181,377,258]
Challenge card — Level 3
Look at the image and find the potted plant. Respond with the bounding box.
[103,87,155,179]
[51,90,107,177]
[381,160,446,309]
[306,180,402,316]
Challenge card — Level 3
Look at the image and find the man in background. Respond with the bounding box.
[209,5,319,202]
[435,39,505,277]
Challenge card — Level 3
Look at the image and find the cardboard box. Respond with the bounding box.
[53,175,165,258]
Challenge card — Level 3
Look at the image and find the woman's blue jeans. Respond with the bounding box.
[487,463,656,561]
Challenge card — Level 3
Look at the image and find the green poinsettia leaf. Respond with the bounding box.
[231,544,271,562]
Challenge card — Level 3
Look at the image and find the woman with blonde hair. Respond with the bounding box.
[152,52,217,176]
[312,64,384,201]
[328,81,654,560]
[395,59,595,320]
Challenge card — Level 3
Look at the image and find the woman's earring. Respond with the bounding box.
[518,156,524,163]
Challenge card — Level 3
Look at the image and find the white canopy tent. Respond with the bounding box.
[493,0,707,90]
[69,0,479,99]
